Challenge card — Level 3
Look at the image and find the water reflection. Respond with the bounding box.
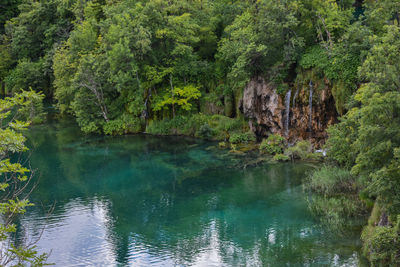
[20,119,362,266]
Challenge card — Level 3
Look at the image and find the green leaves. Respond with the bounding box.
[154,85,201,112]
[0,90,43,156]
[324,27,400,261]
[217,0,304,90]
[0,90,49,265]
[259,134,286,155]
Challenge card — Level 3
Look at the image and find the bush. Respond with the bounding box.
[196,123,213,139]
[304,166,358,197]
[146,114,250,141]
[284,140,322,161]
[104,115,142,135]
[272,153,290,162]
[5,59,49,95]
[361,217,400,266]
[146,116,189,135]
[285,140,312,160]
[17,90,46,124]
[218,141,228,148]
[259,134,285,155]
[208,115,247,140]
[183,113,208,136]
[304,165,368,232]
[208,114,246,132]
[229,131,256,144]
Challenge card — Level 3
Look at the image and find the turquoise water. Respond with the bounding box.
[21,119,362,266]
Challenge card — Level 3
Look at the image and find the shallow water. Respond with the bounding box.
[20,119,362,266]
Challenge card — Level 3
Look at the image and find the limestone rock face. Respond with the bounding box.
[240,76,338,146]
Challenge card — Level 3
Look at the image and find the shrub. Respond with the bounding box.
[208,115,247,140]
[304,166,357,197]
[229,131,256,144]
[284,140,323,161]
[104,115,142,135]
[146,116,189,135]
[304,165,368,232]
[17,90,46,124]
[218,141,228,148]
[361,217,400,266]
[209,114,246,132]
[272,153,290,162]
[81,121,100,134]
[196,123,213,139]
[183,113,208,136]
[259,134,285,155]
[285,140,312,160]
[146,114,250,141]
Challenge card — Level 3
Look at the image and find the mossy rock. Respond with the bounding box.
[236,143,258,153]
[272,154,290,162]
[218,141,229,148]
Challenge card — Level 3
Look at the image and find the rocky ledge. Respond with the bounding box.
[240,76,337,147]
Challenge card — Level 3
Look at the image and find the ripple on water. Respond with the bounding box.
[20,126,363,266]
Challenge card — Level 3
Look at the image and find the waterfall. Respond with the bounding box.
[141,89,152,119]
[308,80,313,132]
[284,89,291,138]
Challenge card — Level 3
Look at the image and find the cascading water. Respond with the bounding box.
[284,89,291,138]
[308,81,313,132]
[141,89,152,119]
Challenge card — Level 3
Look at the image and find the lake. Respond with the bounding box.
[21,118,362,266]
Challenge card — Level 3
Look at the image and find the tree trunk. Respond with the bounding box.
[1,81,5,97]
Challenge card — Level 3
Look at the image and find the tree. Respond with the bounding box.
[2,0,75,97]
[352,26,400,215]
[0,0,21,34]
[153,84,201,117]
[0,90,48,266]
[217,0,303,90]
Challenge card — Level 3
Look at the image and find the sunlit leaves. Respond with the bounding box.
[154,85,201,112]
[0,90,48,265]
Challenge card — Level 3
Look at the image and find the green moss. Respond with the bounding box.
[218,141,228,148]
[368,203,382,227]
[259,134,285,155]
[284,140,322,161]
[272,153,290,162]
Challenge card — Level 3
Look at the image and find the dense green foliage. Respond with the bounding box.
[0,91,48,265]
[305,166,367,232]
[313,9,400,264]
[285,140,322,161]
[147,113,248,141]
[1,0,381,134]
[259,134,285,155]
[1,0,400,264]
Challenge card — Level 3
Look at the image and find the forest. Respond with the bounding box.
[1,0,400,265]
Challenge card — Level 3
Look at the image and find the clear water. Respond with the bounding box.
[20,118,362,266]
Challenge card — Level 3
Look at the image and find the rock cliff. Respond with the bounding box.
[240,76,337,146]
